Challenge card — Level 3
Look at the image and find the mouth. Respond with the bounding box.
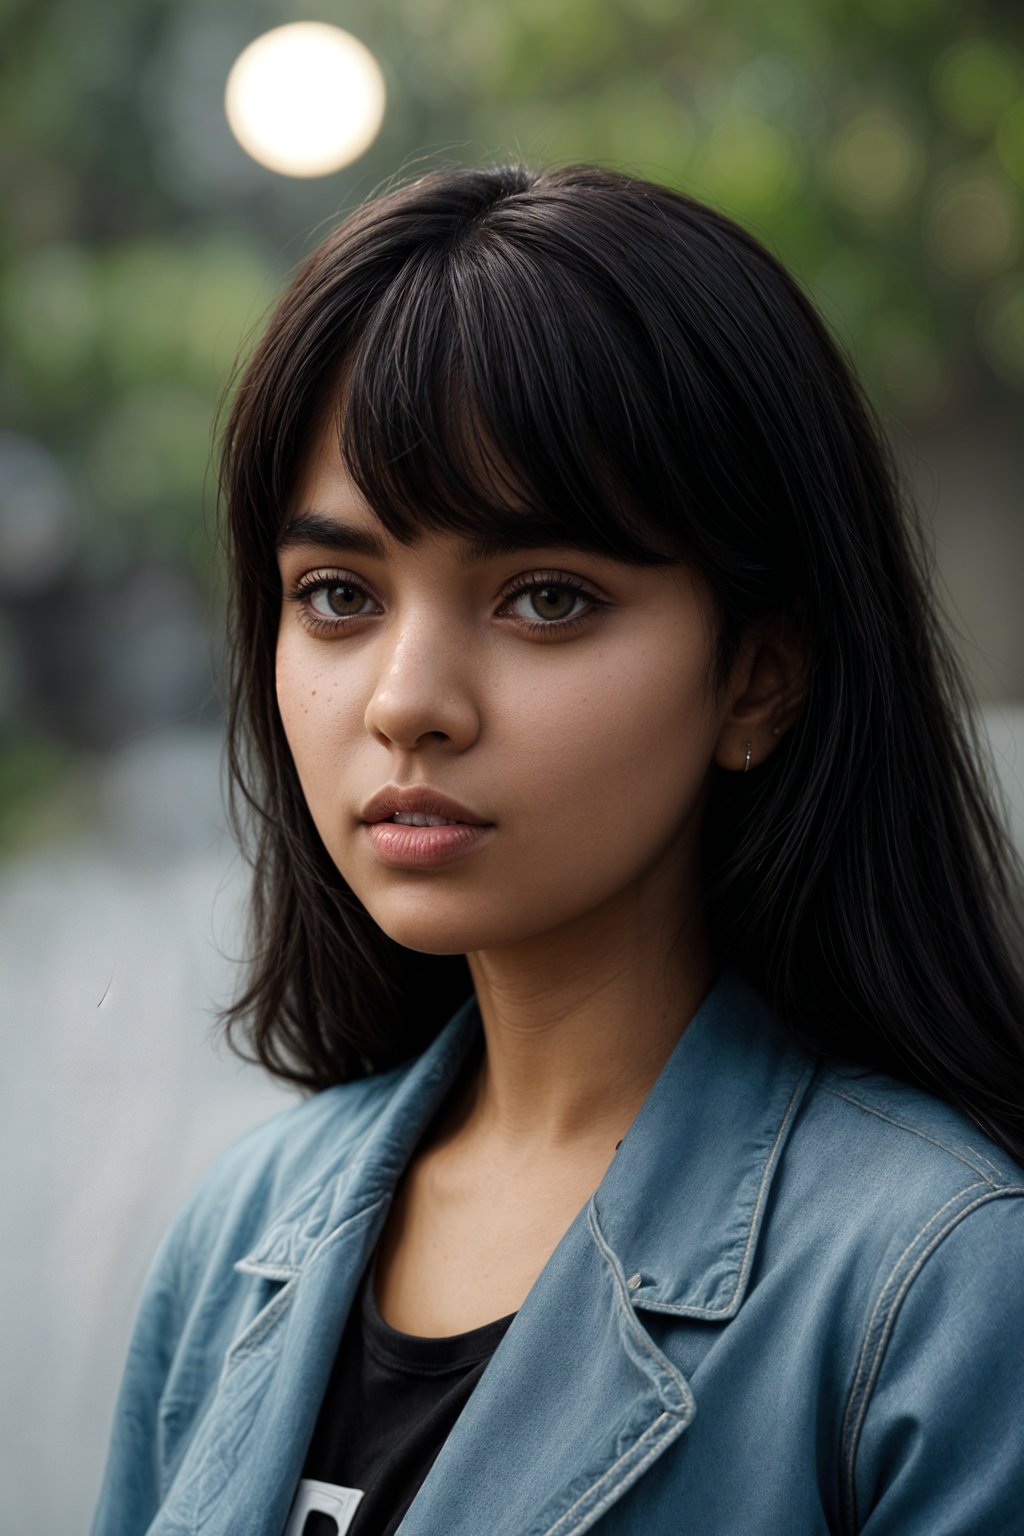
[360,784,492,826]
[363,818,496,868]
[371,813,483,828]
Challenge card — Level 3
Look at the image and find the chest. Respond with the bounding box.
[372,1139,615,1335]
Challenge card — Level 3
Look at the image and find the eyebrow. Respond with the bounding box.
[275,510,577,567]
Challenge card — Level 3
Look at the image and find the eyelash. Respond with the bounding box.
[284,569,607,638]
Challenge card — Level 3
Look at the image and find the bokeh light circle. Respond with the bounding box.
[996,98,1024,191]
[700,115,799,216]
[874,325,950,417]
[925,167,1022,282]
[225,23,385,178]
[828,109,925,216]
[976,273,1024,388]
[930,40,1021,138]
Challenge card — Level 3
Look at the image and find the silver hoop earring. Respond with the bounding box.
[743,741,753,773]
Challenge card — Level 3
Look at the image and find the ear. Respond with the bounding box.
[712,617,807,774]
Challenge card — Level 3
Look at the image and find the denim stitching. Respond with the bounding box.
[233,1259,301,1281]
[541,1409,686,1536]
[838,1184,1014,1533]
[632,1069,812,1319]
[220,1277,298,1371]
[822,1087,1005,1184]
[227,1196,386,1370]
[839,1182,985,1462]
[534,1202,696,1534]
[587,1200,695,1410]
[303,1195,386,1270]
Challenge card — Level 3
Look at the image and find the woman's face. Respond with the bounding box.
[274,422,735,961]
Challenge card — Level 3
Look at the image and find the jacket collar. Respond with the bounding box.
[236,1000,482,1280]
[400,965,817,1536]
[240,964,814,1318]
[171,966,816,1536]
[592,965,816,1319]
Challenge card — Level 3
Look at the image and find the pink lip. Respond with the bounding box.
[364,821,496,868]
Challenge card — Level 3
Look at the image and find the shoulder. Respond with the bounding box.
[209,1060,409,1190]
[759,1045,1024,1365]
[760,1052,1024,1530]
[810,1058,1022,1188]
[790,1070,1024,1534]
[89,1054,438,1531]
[794,1058,1024,1243]
[774,1052,1024,1266]
[798,1050,1024,1291]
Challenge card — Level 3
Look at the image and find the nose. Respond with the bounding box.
[363,625,482,753]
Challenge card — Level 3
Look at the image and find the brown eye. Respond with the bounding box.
[501,574,603,634]
[527,585,579,622]
[307,580,371,619]
[326,583,363,615]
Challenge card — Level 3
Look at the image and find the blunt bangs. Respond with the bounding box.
[335,207,686,573]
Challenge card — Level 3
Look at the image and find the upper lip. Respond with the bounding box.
[360,785,492,825]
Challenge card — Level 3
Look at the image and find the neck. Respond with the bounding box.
[457,889,714,1157]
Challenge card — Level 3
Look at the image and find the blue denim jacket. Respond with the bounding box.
[91,968,1024,1535]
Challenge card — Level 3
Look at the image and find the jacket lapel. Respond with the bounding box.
[396,969,815,1536]
[395,1191,696,1536]
[154,995,483,1536]
[156,969,814,1536]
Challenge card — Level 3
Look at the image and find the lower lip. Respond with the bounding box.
[364,821,496,867]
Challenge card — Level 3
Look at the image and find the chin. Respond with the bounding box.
[377,926,478,958]
[372,890,553,955]
[351,897,483,955]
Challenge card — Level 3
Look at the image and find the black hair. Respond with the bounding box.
[218,161,1024,1163]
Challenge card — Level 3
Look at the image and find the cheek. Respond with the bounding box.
[496,640,713,841]
[274,634,351,801]
[275,633,312,747]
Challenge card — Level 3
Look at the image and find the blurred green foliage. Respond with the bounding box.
[1,0,1023,848]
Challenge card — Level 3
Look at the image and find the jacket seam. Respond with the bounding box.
[721,1068,811,1311]
[586,1202,693,1413]
[541,1409,682,1536]
[223,1194,387,1374]
[234,1259,302,1281]
[838,1185,1022,1534]
[821,1086,1005,1184]
[220,1276,299,1370]
[634,1067,813,1320]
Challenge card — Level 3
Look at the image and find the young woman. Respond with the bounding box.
[91,163,1024,1536]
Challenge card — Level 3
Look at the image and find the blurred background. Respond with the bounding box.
[2,0,1023,1528]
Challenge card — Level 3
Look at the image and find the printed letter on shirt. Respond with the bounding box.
[284,1478,365,1535]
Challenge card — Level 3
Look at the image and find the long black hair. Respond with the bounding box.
[218,161,1024,1163]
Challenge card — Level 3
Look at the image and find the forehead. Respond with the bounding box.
[279,410,613,567]
[277,430,577,568]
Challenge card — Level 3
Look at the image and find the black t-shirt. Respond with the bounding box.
[296,1251,517,1535]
